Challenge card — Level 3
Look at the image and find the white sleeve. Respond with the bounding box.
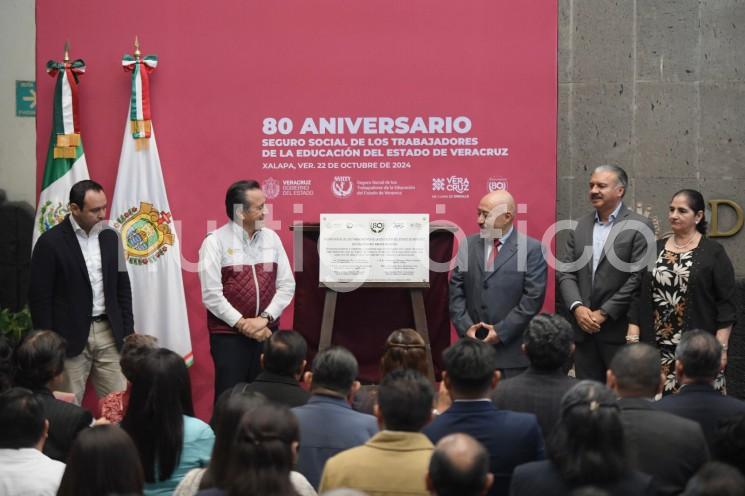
[198,234,242,327]
[264,232,296,319]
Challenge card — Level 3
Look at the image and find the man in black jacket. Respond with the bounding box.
[29,180,133,404]
[608,343,709,496]
[222,330,310,408]
[656,331,745,447]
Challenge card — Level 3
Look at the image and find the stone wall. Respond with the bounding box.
[558,0,745,398]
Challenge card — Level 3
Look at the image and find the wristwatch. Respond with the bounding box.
[259,311,274,324]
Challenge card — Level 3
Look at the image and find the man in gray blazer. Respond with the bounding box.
[557,164,654,382]
[449,190,547,377]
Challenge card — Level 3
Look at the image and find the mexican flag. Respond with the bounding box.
[33,58,90,247]
[109,53,193,365]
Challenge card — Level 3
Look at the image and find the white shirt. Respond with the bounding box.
[0,448,66,496]
[198,222,295,327]
[69,215,106,316]
[592,202,624,281]
[485,225,514,262]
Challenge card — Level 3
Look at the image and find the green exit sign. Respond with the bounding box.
[16,80,36,117]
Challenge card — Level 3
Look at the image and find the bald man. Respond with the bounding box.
[449,190,547,377]
[427,433,493,496]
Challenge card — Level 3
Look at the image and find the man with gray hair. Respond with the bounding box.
[292,346,377,489]
[656,331,745,447]
[607,343,709,496]
[557,164,654,382]
[427,433,494,496]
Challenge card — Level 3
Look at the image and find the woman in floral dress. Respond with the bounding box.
[628,189,736,395]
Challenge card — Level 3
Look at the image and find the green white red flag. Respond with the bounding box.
[33,57,90,247]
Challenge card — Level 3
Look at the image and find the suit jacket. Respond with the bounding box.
[35,388,92,462]
[510,460,655,496]
[618,397,709,496]
[655,383,745,448]
[450,231,547,368]
[423,400,545,496]
[292,394,378,489]
[491,367,576,440]
[319,430,433,496]
[239,371,310,408]
[29,216,134,356]
[557,205,654,343]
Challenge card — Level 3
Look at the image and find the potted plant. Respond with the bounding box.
[0,306,33,346]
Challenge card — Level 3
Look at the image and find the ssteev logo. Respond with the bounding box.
[332,176,353,198]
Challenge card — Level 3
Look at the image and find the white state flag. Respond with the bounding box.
[110,118,193,365]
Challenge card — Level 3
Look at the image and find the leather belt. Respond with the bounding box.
[91,314,108,322]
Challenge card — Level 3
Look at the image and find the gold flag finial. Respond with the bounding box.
[63,40,70,62]
[134,35,141,58]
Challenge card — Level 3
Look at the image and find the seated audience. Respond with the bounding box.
[655,330,745,447]
[427,433,493,496]
[0,387,65,496]
[712,413,745,476]
[218,330,310,408]
[174,390,315,496]
[424,338,544,496]
[353,328,429,414]
[14,330,93,461]
[57,424,144,496]
[683,461,745,496]
[292,347,377,489]
[320,369,435,495]
[607,343,709,495]
[99,333,158,423]
[195,403,309,496]
[122,348,215,495]
[510,381,655,496]
[491,313,576,439]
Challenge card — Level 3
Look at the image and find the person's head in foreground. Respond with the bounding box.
[427,432,493,496]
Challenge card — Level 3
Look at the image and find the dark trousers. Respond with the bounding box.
[210,333,263,403]
[574,336,624,383]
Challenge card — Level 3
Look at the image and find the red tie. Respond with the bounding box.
[487,238,502,268]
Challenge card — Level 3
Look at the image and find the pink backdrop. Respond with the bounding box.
[37,0,557,420]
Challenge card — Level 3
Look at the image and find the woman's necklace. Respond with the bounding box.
[671,231,697,250]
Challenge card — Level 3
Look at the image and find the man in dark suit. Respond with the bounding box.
[450,190,547,377]
[557,164,655,382]
[656,331,745,447]
[424,338,545,496]
[608,343,709,496]
[29,180,133,404]
[235,330,310,408]
[491,314,576,439]
[292,347,378,489]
